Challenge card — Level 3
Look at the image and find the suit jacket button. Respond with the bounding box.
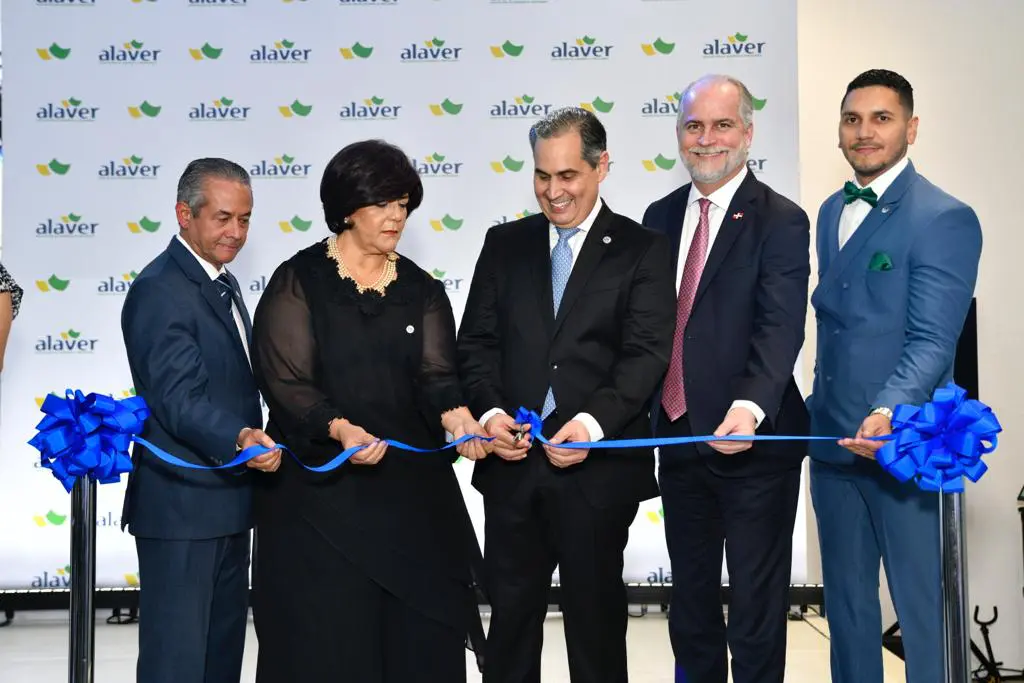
[826,375,833,382]
[552,363,558,370]
[842,282,849,289]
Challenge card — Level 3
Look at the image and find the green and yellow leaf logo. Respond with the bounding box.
[431,269,446,279]
[490,40,524,58]
[37,159,72,176]
[641,37,675,56]
[426,153,446,162]
[490,156,525,174]
[118,388,137,398]
[429,214,464,232]
[33,510,68,527]
[429,99,463,116]
[278,215,313,233]
[35,274,71,293]
[189,43,223,61]
[646,506,664,524]
[127,216,161,234]
[275,39,295,49]
[576,36,597,46]
[62,212,82,222]
[515,209,536,219]
[728,32,749,44]
[581,97,614,114]
[37,43,71,61]
[127,100,161,118]
[641,154,677,172]
[279,99,313,117]
[59,329,82,341]
[339,42,373,60]
[124,572,140,587]
[425,37,445,47]
[752,96,767,111]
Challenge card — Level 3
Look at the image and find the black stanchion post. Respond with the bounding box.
[69,474,97,683]
[940,491,971,683]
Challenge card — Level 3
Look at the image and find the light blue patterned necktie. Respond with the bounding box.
[542,226,581,418]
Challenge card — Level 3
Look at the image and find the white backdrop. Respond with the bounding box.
[0,0,804,591]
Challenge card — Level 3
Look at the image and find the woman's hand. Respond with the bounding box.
[331,418,387,465]
[442,408,491,461]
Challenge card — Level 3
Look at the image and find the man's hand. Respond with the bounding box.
[483,413,531,461]
[709,407,757,455]
[543,420,590,469]
[238,427,282,472]
[839,413,891,459]
[332,419,387,465]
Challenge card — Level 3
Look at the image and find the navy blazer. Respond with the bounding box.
[809,160,982,464]
[120,237,263,540]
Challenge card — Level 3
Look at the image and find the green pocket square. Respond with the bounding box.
[868,252,894,271]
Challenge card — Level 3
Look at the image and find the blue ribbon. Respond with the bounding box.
[876,382,1001,492]
[28,390,149,492]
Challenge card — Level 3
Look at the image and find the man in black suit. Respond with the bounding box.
[642,75,810,683]
[121,158,281,683]
[458,107,677,683]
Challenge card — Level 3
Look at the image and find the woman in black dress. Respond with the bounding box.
[250,140,490,682]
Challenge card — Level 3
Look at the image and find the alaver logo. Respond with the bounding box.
[490,156,525,174]
[428,99,463,116]
[127,216,161,234]
[98,271,138,295]
[642,92,680,118]
[189,43,223,60]
[401,37,462,62]
[33,510,67,527]
[340,96,402,121]
[36,328,98,354]
[99,40,162,64]
[38,212,98,238]
[278,216,313,233]
[36,274,71,293]
[429,215,464,232]
[99,155,161,179]
[251,38,311,63]
[431,269,465,293]
[640,37,675,56]
[190,97,251,121]
[37,159,72,176]
[128,101,161,118]
[490,40,524,58]
[551,35,613,60]
[37,97,98,122]
[250,154,312,179]
[32,565,72,588]
[279,99,313,118]
[413,153,463,178]
[339,42,373,60]
[642,154,677,172]
[704,32,766,58]
[490,94,551,119]
[646,566,672,584]
[37,43,72,60]
[580,97,614,114]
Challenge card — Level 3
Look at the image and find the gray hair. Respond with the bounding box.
[528,106,607,168]
[176,157,251,216]
[677,74,754,129]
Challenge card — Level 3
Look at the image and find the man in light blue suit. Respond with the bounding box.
[808,69,982,683]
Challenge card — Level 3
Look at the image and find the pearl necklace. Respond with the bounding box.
[326,237,398,295]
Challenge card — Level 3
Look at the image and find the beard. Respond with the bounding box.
[844,138,909,179]
[682,139,750,185]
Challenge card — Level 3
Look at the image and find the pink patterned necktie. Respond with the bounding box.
[661,197,711,421]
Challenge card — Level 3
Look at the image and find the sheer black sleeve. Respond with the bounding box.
[251,260,343,440]
[419,276,466,420]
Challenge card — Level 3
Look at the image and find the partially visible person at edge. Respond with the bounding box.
[0,262,22,372]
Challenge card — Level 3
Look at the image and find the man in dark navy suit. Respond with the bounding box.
[121,158,281,683]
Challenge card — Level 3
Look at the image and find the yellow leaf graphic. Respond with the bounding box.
[428,104,444,116]
[188,48,203,60]
[33,516,47,527]
[128,107,142,118]
[640,44,656,56]
[490,162,505,173]
[429,220,444,232]
[642,160,657,172]
[278,106,293,118]
[490,46,504,58]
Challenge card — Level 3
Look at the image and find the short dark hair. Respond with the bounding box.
[528,106,607,168]
[177,158,251,216]
[320,139,423,234]
[843,69,914,115]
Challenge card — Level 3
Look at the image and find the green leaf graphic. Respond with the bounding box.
[67,329,81,339]
[220,96,234,106]
[290,216,313,232]
[370,96,384,105]
[752,97,767,111]
[68,97,82,107]
[734,32,748,42]
[522,94,535,104]
[281,39,295,49]
[130,40,144,49]
[139,101,161,117]
[48,275,70,291]
[67,213,82,222]
[139,216,161,233]
[653,37,675,55]
[130,155,143,165]
[431,37,445,47]
[440,98,463,115]
[49,159,71,175]
[441,214,463,231]
[502,40,524,57]
[50,44,71,59]
[281,154,295,164]
[432,269,446,279]
[351,42,373,58]
[503,156,524,172]
[582,36,597,45]
[591,97,615,113]
[654,154,677,171]
[46,511,68,525]
[201,43,223,59]
[431,153,446,162]
[290,100,313,116]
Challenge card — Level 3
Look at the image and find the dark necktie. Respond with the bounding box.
[842,181,878,207]
[215,272,240,312]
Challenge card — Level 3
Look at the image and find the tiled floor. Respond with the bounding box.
[0,609,908,682]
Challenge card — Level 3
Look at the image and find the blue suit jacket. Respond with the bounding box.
[809,160,982,464]
[120,237,263,539]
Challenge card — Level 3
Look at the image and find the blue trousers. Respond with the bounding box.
[810,459,944,683]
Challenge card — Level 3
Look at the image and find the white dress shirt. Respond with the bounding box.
[677,167,766,427]
[838,156,909,250]
[175,234,251,365]
[480,198,605,441]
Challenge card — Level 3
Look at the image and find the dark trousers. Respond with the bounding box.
[482,444,639,683]
[135,532,251,683]
[657,411,800,683]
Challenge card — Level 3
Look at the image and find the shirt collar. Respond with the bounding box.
[176,233,226,281]
[549,196,603,236]
[853,155,909,199]
[686,165,748,211]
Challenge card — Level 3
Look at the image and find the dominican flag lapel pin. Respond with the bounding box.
[732,212,744,220]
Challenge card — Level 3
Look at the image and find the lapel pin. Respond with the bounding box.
[732,212,744,220]
[406,325,415,334]
[881,206,890,214]
[602,235,611,244]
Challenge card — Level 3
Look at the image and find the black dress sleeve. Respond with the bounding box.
[418,276,466,420]
[251,259,344,440]
[0,263,22,319]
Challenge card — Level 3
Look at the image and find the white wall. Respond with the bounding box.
[797,0,1024,665]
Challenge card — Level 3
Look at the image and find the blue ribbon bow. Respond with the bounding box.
[876,382,1001,492]
[28,390,149,492]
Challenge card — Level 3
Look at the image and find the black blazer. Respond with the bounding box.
[643,172,811,476]
[457,202,677,507]
[120,237,263,540]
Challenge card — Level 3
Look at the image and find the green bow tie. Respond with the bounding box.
[843,181,878,207]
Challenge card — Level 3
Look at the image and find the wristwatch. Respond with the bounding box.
[870,406,893,420]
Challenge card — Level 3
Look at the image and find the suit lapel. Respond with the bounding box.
[225,271,253,346]
[552,203,616,337]
[664,186,689,278]
[693,172,759,308]
[526,215,555,338]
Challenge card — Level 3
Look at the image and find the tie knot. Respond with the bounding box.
[555,227,581,245]
[842,181,878,207]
